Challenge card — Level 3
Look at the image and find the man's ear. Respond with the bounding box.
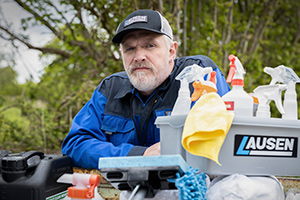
[169,42,178,60]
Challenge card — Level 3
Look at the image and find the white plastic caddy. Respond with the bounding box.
[155,115,300,176]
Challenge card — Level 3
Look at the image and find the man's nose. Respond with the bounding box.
[134,48,146,63]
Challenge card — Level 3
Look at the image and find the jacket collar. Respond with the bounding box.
[114,78,134,99]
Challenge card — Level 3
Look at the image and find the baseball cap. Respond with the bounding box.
[112,9,173,44]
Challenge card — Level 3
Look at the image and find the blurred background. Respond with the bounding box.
[0,0,299,153]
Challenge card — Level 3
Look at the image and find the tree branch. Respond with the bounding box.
[237,13,253,56]
[14,0,62,39]
[207,0,218,56]
[222,0,234,74]
[247,0,279,58]
[0,26,71,58]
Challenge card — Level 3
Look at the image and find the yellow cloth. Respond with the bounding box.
[182,92,234,165]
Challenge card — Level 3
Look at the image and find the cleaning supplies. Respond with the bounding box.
[57,173,103,200]
[222,54,253,117]
[264,65,300,120]
[191,69,217,101]
[190,65,216,101]
[253,84,287,118]
[181,92,234,165]
[281,67,300,120]
[171,78,191,116]
[171,64,213,116]
[174,167,207,200]
[191,80,217,101]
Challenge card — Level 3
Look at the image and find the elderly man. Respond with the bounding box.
[61,9,230,169]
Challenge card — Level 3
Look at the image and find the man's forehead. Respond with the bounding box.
[121,30,162,44]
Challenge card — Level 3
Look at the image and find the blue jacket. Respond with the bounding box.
[61,55,230,169]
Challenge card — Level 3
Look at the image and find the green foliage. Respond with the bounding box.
[0,67,22,96]
[0,0,299,153]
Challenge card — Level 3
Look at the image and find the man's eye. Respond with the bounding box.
[146,44,155,48]
[125,47,134,52]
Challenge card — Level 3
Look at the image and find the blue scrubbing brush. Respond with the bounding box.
[174,167,207,200]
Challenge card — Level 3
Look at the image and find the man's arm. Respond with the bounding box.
[61,89,137,169]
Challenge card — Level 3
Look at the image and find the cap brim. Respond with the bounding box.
[112,27,167,44]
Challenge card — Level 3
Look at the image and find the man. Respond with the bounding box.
[61,9,230,169]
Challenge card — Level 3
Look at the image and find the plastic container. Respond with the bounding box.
[222,83,254,116]
[155,115,300,176]
[156,115,187,160]
[0,151,73,200]
[155,115,207,171]
[222,55,253,117]
[171,79,191,116]
[283,82,299,120]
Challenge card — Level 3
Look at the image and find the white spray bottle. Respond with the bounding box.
[190,66,217,101]
[222,54,253,117]
[57,173,103,200]
[171,64,213,116]
[264,65,300,120]
[253,84,287,118]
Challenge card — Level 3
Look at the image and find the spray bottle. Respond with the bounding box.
[191,71,217,101]
[57,173,103,200]
[253,84,287,118]
[222,54,253,116]
[264,65,300,120]
[171,64,214,116]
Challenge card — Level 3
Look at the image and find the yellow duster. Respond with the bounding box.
[182,92,234,165]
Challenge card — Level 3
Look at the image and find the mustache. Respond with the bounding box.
[129,62,155,73]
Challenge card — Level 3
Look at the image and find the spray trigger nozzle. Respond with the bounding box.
[226,54,246,84]
[57,173,100,199]
[171,64,217,115]
[264,65,300,85]
[253,84,287,117]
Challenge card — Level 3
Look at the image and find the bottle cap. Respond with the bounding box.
[231,79,244,86]
[67,174,100,199]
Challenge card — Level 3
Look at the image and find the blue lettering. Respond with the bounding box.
[236,136,250,155]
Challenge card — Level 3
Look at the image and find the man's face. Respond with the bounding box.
[120,30,177,95]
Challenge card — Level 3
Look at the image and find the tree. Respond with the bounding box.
[0,66,21,96]
[0,0,299,152]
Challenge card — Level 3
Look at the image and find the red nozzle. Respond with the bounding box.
[228,54,236,63]
[226,54,236,83]
[87,174,100,198]
[67,174,100,199]
[209,71,217,84]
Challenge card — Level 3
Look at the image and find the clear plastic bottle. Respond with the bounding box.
[171,78,191,116]
[222,55,253,117]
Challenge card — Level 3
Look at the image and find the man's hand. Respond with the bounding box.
[143,142,161,156]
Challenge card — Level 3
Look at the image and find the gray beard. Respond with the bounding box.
[129,71,160,93]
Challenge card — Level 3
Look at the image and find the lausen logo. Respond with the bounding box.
[234,135,298,157]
